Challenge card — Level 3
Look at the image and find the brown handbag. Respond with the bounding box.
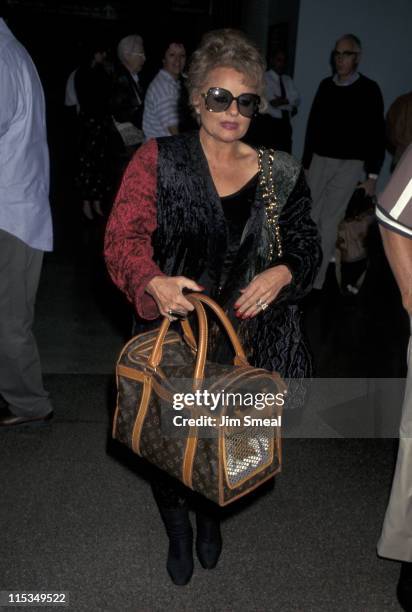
[113,293,285,506]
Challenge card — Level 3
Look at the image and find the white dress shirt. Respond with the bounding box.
[264,69,300,120]
[0,19,53,251]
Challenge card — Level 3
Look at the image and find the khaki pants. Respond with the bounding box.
[377,318,412,561]
[0,229,51,417]
[308,154,364,289]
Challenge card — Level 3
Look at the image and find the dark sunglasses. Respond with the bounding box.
[201,87,260,118]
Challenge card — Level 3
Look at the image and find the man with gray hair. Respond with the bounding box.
[303,34,385,290]
[110,34,146,183]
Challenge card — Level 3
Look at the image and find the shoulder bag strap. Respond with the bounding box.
[257,147,283,261]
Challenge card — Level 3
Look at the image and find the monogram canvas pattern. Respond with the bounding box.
[191,437,220,502]
[113,296,283,506]
[139,395,187,482]
[114,378,143,447]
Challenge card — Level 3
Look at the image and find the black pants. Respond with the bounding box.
[150,463,221,520]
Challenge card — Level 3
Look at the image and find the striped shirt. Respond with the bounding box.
[143,69,181,140]
[376,144,412,238]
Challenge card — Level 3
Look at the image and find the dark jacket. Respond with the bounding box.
[109,63,144,128]
[75,63,111,118]
[105,132,321,379]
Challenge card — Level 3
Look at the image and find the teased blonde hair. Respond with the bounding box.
[187,29,267,111]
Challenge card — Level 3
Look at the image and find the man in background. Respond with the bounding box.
[262,48,300,153]
[303,34,385,290]
[110,34,146,185]
[0,15,53,427]
[245,48,300,153]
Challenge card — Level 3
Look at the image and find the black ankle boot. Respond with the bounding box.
[195,510,222,569]
[398,562,412,611]
[159,506,194,585]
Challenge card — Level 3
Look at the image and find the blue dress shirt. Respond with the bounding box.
[0,19,52,251]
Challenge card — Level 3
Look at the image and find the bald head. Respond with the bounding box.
[336,33,362,53]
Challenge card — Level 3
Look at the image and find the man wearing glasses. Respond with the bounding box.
[303,34,385,290]
[262,48,300,153]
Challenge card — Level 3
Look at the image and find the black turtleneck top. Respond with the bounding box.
[219,172,258,284]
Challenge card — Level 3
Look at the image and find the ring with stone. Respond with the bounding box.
[256,298,268,310]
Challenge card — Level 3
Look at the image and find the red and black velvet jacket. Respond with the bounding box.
[104,131,321,379]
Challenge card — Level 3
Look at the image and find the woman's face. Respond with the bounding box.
[193,66,258,144]
[163,43,186,79]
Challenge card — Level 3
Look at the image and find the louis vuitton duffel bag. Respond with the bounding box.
[113,293,285,506]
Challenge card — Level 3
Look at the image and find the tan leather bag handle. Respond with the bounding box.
[185,293,248,366]
[147,298,208,379]
[147,293,249,383]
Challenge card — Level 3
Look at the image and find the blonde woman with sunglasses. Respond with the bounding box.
[104,28,321,586]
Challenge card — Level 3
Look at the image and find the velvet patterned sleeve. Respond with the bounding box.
[104,139,164,319]
[274,168,322,303]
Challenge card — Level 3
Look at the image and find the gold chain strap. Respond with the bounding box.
[257,148,283,260]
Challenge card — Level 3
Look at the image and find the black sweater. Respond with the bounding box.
[302,74,385,174]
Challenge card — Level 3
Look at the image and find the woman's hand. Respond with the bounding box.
[146,275,204,320]
[234,265,292,319]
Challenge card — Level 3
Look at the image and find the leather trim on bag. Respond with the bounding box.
[220,469,281,506]
[117,365,147,382]
[182,427,198,488]
[112,371,121,438]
